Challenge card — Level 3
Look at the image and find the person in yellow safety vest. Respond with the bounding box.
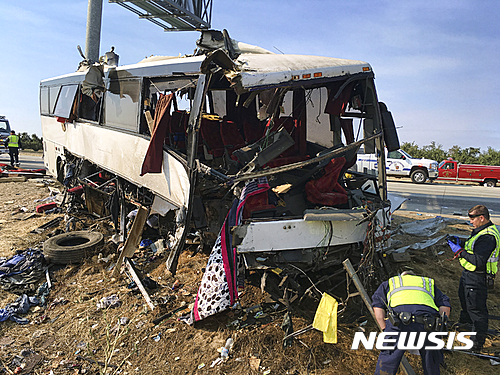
[447,204,500,352]
[372,271,451,375]
[5,130,21,167]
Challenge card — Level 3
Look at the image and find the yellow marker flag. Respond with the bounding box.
[312,292,338,343]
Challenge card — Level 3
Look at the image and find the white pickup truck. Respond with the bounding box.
[354,149,439,184]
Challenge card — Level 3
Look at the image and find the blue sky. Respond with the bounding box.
[1,0,498,152]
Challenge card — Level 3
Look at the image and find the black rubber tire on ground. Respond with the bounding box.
[410,169,428,184]
[43,231,104,264]
[484,179,497,187]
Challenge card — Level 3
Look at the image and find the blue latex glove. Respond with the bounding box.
[448,235,460,245]
[447,239,462,253]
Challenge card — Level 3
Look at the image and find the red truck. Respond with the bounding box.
[438,159,500,187]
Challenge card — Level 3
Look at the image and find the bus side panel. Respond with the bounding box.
[43,138,58,177]
[41,116,65,177]
[41,117,189,209]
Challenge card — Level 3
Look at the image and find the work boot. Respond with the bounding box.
[451,321,471,331]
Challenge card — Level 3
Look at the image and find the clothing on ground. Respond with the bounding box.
[0,249,46,293]
[0,294,39,324]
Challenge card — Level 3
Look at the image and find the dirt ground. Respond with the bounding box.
[0,178,499,375]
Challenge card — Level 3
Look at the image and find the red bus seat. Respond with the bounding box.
[200,118,225,157]
[220,119,246,156]
[242,119,264,144]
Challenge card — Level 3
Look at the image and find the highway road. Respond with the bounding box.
[387,179,500,221]
[0,152,45,171]
[2,153,498,221]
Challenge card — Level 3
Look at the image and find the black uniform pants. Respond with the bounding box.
[9,147,19,166]
[458,271,488,347]
[375,320,442,375]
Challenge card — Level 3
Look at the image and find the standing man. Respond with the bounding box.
[372,271,451,375]
[447,204,500,352]
[5,130,21,167]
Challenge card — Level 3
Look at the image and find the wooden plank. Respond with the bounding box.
[342,259,416,375]
[118,180,127,243]
[152,305,187,325]
[0,176,26,183]
[123,206,149,257]
[124,258,155,311]
[145,110,155,134]
[12,212,37,221]
[112,205,150,277]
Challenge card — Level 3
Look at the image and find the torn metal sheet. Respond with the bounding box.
[151,195,177,216]
[82,65,105,96]
[409,235,446,250]
[387,193,407,214]
[196,30,273,55]
[391,235,447,255]
[399,216,459,237]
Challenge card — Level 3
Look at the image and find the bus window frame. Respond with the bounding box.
[40,86,49,115]
[104,77,142,133]
[53,84,78,118]
[40,85,63,116]
[49,86,61,114]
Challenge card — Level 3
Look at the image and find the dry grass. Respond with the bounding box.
[0,180,499,374]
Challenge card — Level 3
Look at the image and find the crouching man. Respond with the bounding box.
[372,271,451,375]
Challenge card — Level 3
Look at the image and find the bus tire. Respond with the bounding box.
[43,231,103,264]
[411,169,428,184]
[484,179,497,188]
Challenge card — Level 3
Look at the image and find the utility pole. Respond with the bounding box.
[85,0,103,63]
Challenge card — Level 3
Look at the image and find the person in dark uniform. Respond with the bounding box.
[5,130,21,167]
[372,271,451,375]
[447,204,500,352]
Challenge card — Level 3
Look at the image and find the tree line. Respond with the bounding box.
[18,133,43,152]
[401,141,500,166]
[13,132,500,165]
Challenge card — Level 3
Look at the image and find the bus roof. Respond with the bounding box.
[41,51,371,91]
[231,53,371,91]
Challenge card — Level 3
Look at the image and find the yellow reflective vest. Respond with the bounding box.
[7,134,19,148]
[460,224,500,275]
[387,274,439,311]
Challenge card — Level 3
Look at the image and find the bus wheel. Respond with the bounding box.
[43,231,104,264]
[411,169,428,184]
[484,179,497,187]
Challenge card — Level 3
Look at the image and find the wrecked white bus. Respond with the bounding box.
[39,30,399,312]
